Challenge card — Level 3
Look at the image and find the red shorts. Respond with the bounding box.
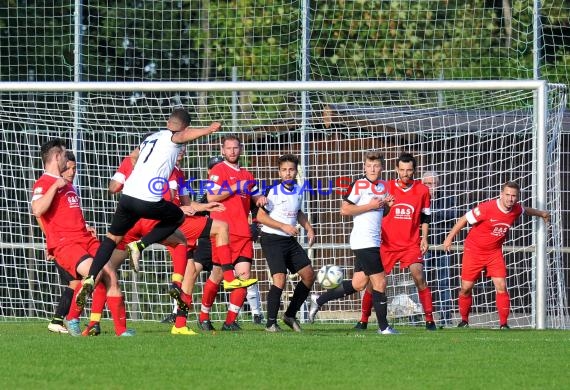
[177,216,208,250]
[461,247,506,282]
[212,234,253,265]
[52,235,100,279]
[117,219,158,250]
[380,245,424,275]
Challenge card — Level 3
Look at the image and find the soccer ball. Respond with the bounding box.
[317,265,343,289]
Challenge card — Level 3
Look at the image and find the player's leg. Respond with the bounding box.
[265,272,286,332]
[48,262,76,334]
[282,241,314,331]
[408,262,436,330]
[223,257,251,331]
[457,251,481,328]
[246,284,264,324]
[196,238,220,330]
[488,254,510,328]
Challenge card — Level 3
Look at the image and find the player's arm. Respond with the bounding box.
[523,206,550,224]
[442,215,469,252]
[256,207,299,237]
[207,182,240,202]
[188,200,225,213]
[420,218,429,254]
[171,122,221,144]
[297,210,315,247]
[31,178,67,217]
[340,196,388,216]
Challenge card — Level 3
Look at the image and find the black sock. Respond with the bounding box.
[266,285,283,327]
[285,281,310,318]
[372,290,389,330]
[53,286,74,322]
[317,280,355,306]
[88,236,116,277]
[141,220,182,248]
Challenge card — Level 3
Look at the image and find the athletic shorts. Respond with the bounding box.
[109,194,184,236]
[260,232,311,276]
[380,245,424,275]
[116,218,158,251]
[353,247,384,276]
[194,237,213,272]
[229,234,254,263]
[52,235,100,279]
[176,216,210,249]
[461,247,506,282]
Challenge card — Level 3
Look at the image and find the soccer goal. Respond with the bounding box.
[0,80,567,329]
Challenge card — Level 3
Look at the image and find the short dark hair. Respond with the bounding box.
[40,138,66,165]
[221,134,242,146]
[364,151,384,167]
[397,152,417,169]
[277,154,299,168]
[502,181,520,193]
[169,108,191,127]
[64,150,76,162]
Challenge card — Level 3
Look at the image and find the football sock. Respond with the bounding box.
[316,280,354,306]
[285,281,311,318]
[496,291,511,326]
[246,284,262,315]
[170,244,188,279]
[372,290,389,331]
[88,282,107,326]
[88,236,116,278]
[225,287,247,324]
[54,286,74,321]
[418,286,434,322]
[266,285,283,327]
[360,290,373,323]
[66,283,84,320]
[140,218,183,248]
[459,294,472,322]
[175,309,188,328]
[222,265,236,283]
[107,295,127,336]
[199,279,219,322]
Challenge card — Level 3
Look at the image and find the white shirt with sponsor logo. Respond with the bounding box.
[123,129,183,202]
[344,177,388,249]
[261,182,303,237]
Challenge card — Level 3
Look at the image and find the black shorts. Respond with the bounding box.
[260,232,311,276]
[353,247,384,276]
[54,261,75,285]
[194,237,213,272]
[109,194,184,236]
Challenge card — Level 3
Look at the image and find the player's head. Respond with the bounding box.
[396,152,417,184]
[500,181,520,210]
[422,171,439,196]
[363,151,384,181]
[40,138,67,172]
[168,108,192,132]
[207,156,224,172]
[220,134,242,164]
[277,154,299,185]
[62,150,77,182]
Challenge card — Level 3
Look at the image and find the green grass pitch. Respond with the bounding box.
[1,320,569,389]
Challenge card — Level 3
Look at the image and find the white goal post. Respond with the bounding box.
[0,80,566,329]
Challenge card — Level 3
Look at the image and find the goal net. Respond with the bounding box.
[0,81,567,329]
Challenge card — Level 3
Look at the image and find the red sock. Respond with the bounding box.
[225,287,247,324]
[418,286,434,322]
[175,310,188,328]
[459,294,472,322]
[216,243,235,282]
[66,283,84,321]
[88,283,107,326]
[106,296,127,336]
[170,244,188,280]
[199,279,219,322]
[360,290,373,323]
[496,291,511,326]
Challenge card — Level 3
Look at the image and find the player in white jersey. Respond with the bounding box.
[309,151,398,334]
[76,108,221,307]
[256,154,316,332]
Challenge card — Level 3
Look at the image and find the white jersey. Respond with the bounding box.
[123,129,183,202]
[260,182,303,237]
[343,177,388,249]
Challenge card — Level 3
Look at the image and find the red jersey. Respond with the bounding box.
[381,179,431,251]
[208,161,256,237]
[32,173,91,251]
[165,165,186,206]
[110,156,135,191]
[464,199,524,252]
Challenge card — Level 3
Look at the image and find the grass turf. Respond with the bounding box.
[1,320,569,389]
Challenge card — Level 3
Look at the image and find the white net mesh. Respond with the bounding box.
[0,83,567,328]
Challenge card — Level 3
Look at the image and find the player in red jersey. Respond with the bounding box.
[443,181,550,328]
[357,153,437,330]
[204,134,266,331]
[32,139,132,336]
